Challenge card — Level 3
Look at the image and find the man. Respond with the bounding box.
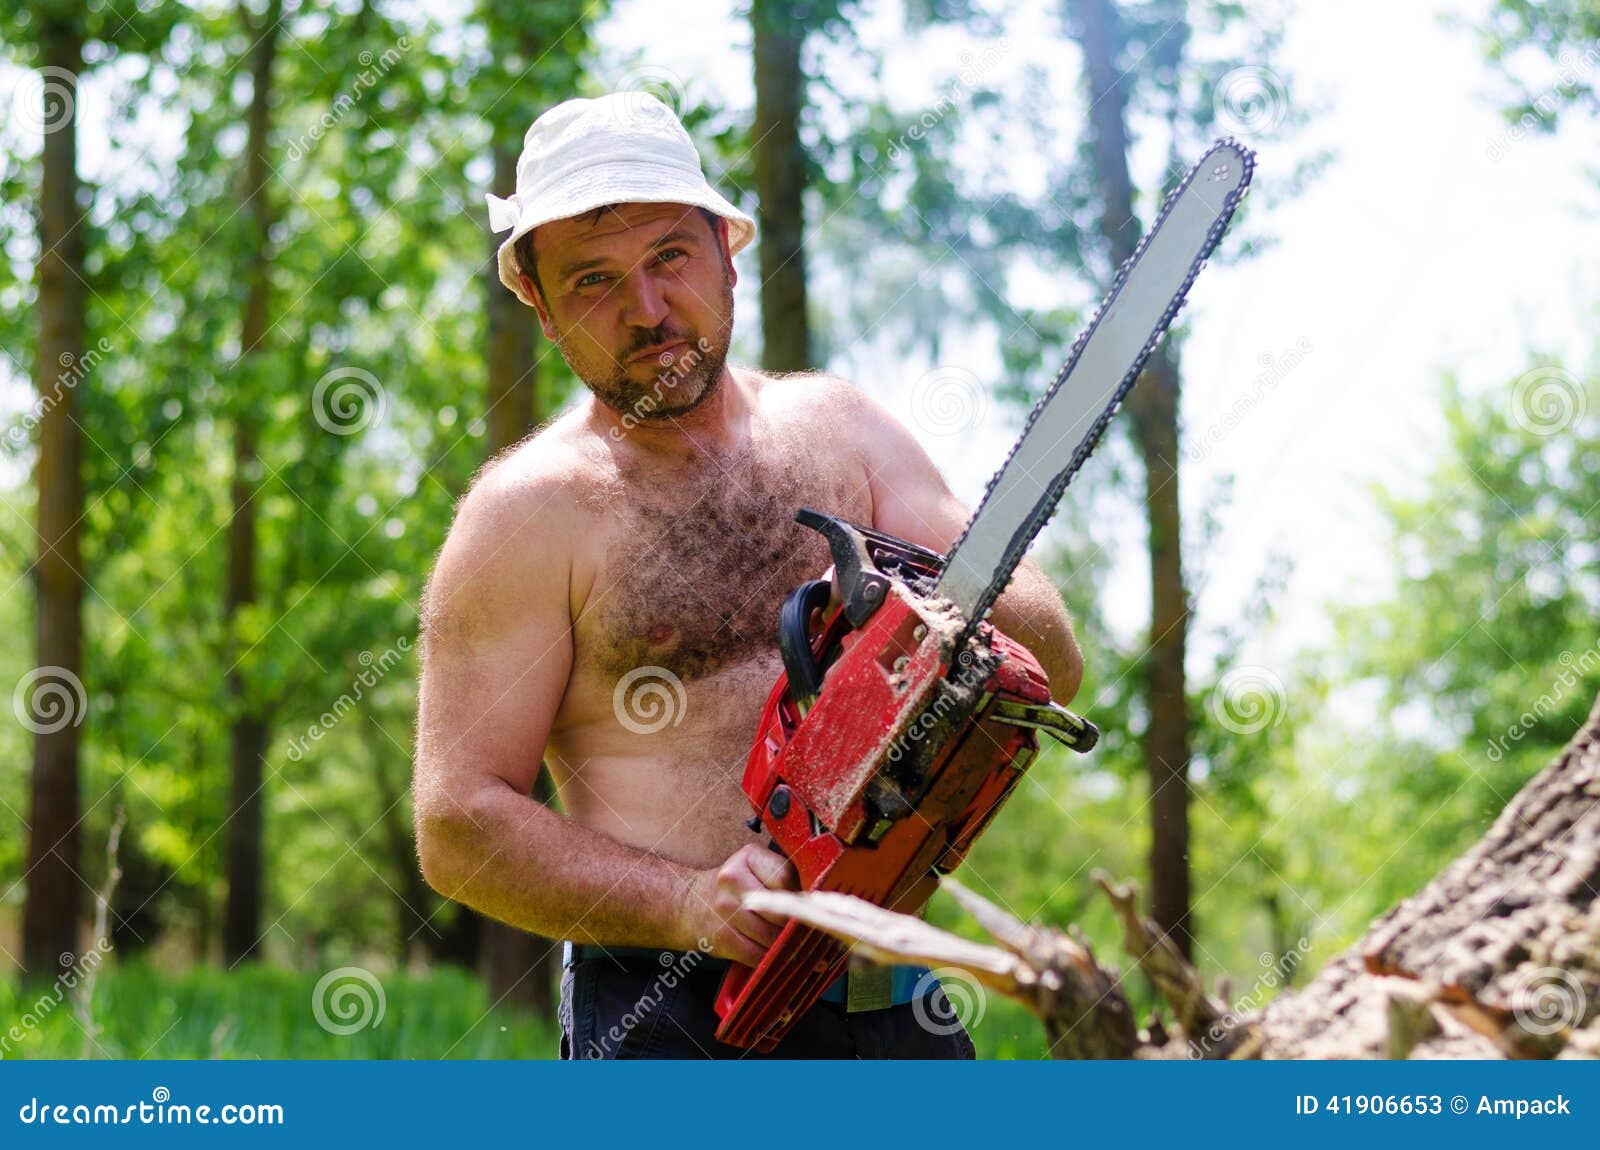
[412,93,1084,1059]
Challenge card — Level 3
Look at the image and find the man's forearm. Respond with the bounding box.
[419,781,703,950]
[986,558,1084,703]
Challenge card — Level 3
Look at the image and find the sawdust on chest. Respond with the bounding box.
[580,441,868,686]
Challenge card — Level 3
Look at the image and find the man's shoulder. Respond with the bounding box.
[434,420,596,578]
[422,425,593,644]
[753,367,869,407]
[462,412,605,521]
[752,368,893,443]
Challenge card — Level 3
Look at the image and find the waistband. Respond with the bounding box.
[561,941,936,1010]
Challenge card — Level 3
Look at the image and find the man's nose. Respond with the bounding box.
[617,267,670,330]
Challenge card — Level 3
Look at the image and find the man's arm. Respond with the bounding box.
[412,464,793,964]
[837,380,1085,703]
[412,467,694,948]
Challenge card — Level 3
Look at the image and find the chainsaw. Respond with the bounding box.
[712,139,1255,1051]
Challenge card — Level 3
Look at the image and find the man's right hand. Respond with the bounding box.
[681,844,800,967]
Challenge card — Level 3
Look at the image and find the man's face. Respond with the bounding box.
[523,202,737,423]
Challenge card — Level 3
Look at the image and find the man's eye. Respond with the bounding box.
[576,272,607,288]
[658,248,686,263]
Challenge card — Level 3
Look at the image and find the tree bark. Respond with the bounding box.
[23,16,86,983]
[751,0,812,372]
[1071,0,1194,958]
[475,140,557,1018]
[223,0,283,966]
[486,142,539,453]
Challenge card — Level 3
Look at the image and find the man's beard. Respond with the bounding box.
[556,277,735,424]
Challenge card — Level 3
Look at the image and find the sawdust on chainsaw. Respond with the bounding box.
[807,588,986,823]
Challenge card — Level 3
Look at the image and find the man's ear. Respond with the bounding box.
[717,217,736,288]
[522,273,557,340]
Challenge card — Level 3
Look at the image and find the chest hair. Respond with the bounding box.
[582,440,868,686]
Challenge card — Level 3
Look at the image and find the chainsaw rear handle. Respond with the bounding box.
[778,578,834,709]
[779,508,946,712]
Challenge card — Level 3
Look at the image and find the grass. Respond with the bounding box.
[0,961,559,1060]
[0,961,1047,1060]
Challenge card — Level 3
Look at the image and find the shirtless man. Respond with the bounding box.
[412,94,1083,1059]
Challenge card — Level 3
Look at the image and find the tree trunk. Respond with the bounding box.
[23,17,86,983]
[486,142,540,451]
[369,750,437,965]
[475,141,557,1018]
[751,0,811,372]
[1071,0,1194,958]
[223,0,283,966]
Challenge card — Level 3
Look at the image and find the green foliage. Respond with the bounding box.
[1480,0,1600,130]
[2,0,1599,1063]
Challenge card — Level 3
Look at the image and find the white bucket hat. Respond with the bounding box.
[486,92,757,308]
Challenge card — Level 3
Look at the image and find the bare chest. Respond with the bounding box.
[574,443,871,688]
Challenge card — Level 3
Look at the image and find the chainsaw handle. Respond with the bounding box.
[777,578,835,708]
[714,960,751,1021]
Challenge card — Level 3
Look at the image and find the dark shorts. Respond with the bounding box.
[558,950,977,1060]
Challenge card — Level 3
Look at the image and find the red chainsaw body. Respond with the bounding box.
[711,576,1060,1051]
